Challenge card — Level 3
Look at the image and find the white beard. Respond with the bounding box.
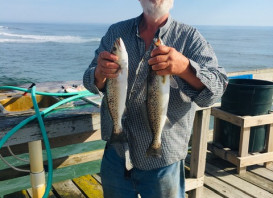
[139,0,174,20]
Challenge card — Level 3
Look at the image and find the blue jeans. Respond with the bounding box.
[100,145,185,198]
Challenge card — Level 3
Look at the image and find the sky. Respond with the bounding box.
[0,0,273,26]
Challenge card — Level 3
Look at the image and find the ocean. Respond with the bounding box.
[0,22,273,86]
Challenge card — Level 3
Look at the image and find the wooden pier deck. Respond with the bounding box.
[3,150,273,198]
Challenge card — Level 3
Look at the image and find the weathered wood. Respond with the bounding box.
[238,127,251,174]
[205,162,273,198]
[185,177,204,192]
[73,175,103,198]
[202,187,223,198]
[239,171,273,194]
[52,149,104,169]
[248,165,273,182]
[211,107,273,174]
[207,143,240,166]
[265,124,273,168]
[239,152,273,167]
[0,130,101,157]
[204,174,252,198]
[206,152,273,196]
[0,105,100,146]
[211,108,244,127]
[52,180,85,198]
[0,160,102,196]
[0,147,105,181]
[188,108,211,198]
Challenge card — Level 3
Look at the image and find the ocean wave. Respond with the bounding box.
[0,32,101,43]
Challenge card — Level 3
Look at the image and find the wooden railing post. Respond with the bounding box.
[188,108,211,198]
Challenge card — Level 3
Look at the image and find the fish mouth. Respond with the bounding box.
[111,38,121,53]
[153,38,161,47]
[116,37,121,47]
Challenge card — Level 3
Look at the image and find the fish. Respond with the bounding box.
[146,38,176,157]
[106,37,129,143]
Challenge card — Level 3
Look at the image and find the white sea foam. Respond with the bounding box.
[0,32,101,43]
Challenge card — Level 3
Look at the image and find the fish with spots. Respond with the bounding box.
[106,37,129,143]
[146,38,177,157]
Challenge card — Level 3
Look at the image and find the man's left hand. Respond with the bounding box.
[148,45,190,78]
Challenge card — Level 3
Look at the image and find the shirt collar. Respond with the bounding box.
[135,13,173,38]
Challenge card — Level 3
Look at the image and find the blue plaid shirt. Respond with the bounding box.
[83,14,227,170]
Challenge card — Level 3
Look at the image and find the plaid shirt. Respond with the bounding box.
[83,14,227,170]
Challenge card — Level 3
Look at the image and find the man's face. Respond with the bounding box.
[139,0,174,20]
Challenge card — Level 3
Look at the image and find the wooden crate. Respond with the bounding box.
[209,107,273,174]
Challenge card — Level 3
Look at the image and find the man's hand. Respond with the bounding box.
[95,51,120,90]
[148,45,205,91]
[148,45,190,77]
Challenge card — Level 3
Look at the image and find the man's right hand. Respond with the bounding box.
[95,51,120,90]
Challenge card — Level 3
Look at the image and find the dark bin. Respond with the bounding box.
[220,78,273,152]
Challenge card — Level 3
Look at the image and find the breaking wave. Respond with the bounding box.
[0,32,101,43]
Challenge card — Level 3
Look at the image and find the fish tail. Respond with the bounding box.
[146,145,162,158]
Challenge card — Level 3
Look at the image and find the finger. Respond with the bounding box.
[151,45,170,57]
[100,59,120,69]
[151,62,169,71]
[101,71,119,79]
[99,51,119,62]
[156,69,170,76]
[101,66,119,74]
[148,54,168,65]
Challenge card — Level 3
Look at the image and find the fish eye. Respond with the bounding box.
[112,46,117,51]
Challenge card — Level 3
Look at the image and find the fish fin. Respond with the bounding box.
[146,146,162,158]
[109,132,127,143]
[170,75,178,89]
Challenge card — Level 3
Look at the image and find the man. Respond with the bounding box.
[83,0,227,197]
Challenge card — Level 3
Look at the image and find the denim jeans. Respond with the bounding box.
[100,145,186,198]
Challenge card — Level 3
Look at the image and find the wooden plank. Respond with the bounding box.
[243,114,273,127]
[185,177,204,192]
[248,165,273,182]
[0,149,104,181]
[92,174,102,184]
[239,171,273,194]
[190,109,211,177]
[0,130,101,157]
[205,162,273,198]
[0,160,101,196]
[202,187,223,198]
[239,152,273,167]
[211,108,244,127]
[212,108,273,128]
[189,109,210,198]
[206,153,273,195]
[265,124,273,168]
[204,174,252,198]
[207,143,240,166]
[73,175,103,198]
[0,111,100,147]
[238,127,251,174]
[52,149,104,169]
[52,180,85,198]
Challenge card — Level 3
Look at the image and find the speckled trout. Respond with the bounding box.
[146,39,176,157]
[106,37,128,143]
